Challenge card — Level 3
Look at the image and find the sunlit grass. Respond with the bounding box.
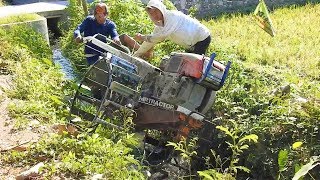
[204,3,320,89]
[0,13,42,25]
[206,4,320,178]
[52,1,320,179]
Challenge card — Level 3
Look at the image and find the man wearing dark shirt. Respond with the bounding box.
[74,2,121,65]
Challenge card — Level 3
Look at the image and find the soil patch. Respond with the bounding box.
[0,75,41,178]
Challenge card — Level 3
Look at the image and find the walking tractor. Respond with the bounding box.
[69,34,231,169]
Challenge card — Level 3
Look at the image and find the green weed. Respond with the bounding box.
[1,1,318,180]
[59,2,320,179]
[0,14,42,25]
[167,137,198,179]
[2,131,145,179]
[0,25,68,127]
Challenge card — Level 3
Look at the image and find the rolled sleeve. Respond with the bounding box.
[148,26,166,43]
[133,41,156,57]
[74,17,89,38]
[109,22,119,40]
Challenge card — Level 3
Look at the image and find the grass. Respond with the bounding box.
[0,24,145,179]
[0,1,319,180]
[59,2,319,178]
[0,13,43,25]
[204,3,320,90]
[0,25,66,127]
[203,3,320,179]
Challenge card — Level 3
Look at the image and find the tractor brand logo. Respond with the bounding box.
[138,97,175,110]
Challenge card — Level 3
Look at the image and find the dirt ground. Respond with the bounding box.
[0,75,41,179]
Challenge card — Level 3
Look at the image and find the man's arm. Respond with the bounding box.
[74,17,89,43]
[133,27,165,57]
[133,41,156,58]
[109,22,121,45]
[135,26,166,44]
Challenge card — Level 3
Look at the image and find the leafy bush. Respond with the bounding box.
[60,0,181,73]
[0,25,67,126]
[211,57,320,179]
[0,24,51,59]
[0,19,144,180]
[59,1,320,179]
[2,129,145,179]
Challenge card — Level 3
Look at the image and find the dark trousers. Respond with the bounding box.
[189,35,211,56]
[86,55,99,66]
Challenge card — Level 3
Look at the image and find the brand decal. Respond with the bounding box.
[138,97,175,110]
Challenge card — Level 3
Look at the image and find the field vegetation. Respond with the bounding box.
[0,14,42,25]
[0,0,319,179]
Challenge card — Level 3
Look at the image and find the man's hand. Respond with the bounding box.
[75,36,83,43]
[113,37,122,45]
[134,33,144,42]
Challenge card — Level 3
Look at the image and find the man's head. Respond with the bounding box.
[146,0,165,26]
[94,3,108,24]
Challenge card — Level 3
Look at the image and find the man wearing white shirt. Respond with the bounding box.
[134,0,211,58]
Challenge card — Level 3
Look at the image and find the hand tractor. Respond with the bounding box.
[69,34,231,173]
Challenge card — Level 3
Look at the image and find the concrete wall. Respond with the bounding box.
[12,0,59,5]
[171,0,320,18]
[0,16,49,44]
